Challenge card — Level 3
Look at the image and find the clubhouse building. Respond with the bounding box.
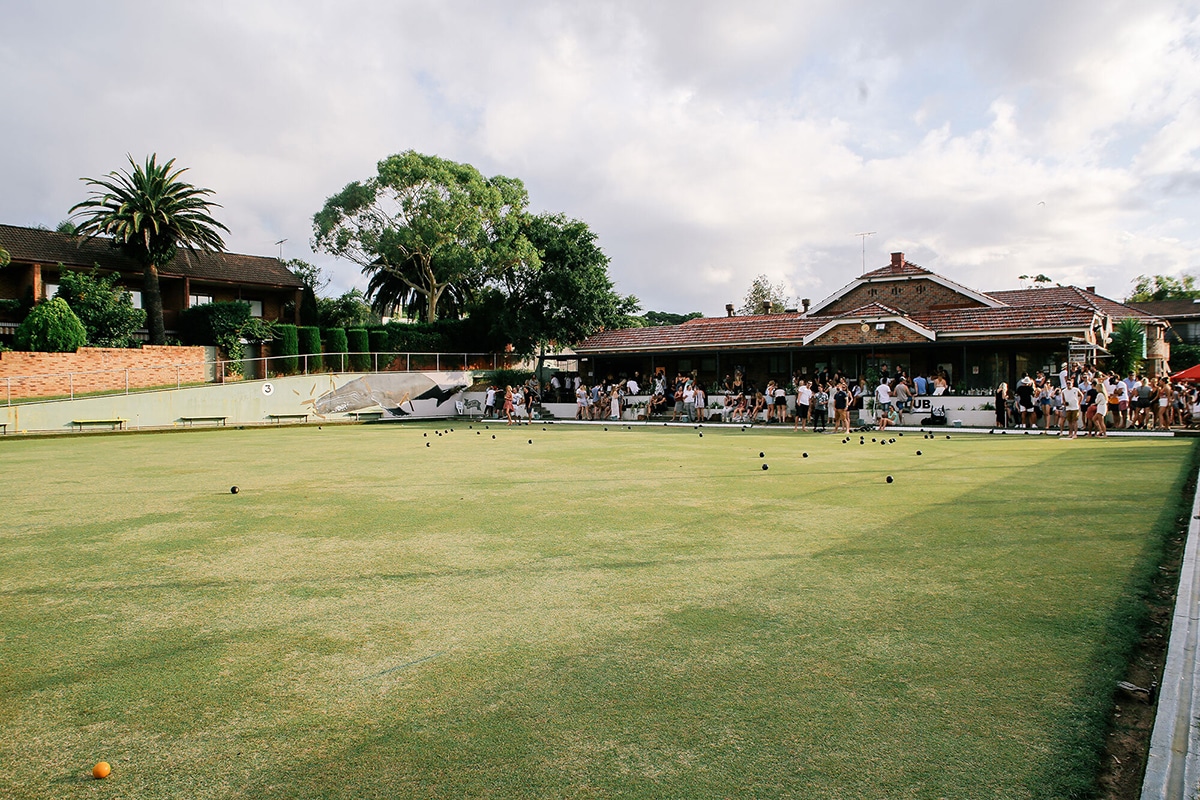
[576,253,1171,392]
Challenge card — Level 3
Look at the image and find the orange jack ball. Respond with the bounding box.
[93,762,111,779]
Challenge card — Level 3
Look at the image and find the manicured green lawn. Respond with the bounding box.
[0,424,1194,799]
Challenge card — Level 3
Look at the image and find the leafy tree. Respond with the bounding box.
[313,151,538,323]
[1106,318,1145,376]
[1172,343,1200,373]
[738,274,792,315]
[15,298,87,352]
[54,268,146,348]
[55,220,77,235]
[70,154,229,345]
[494,213,639,372]
[638,310,704,326]
[283,258,326,326]
[317,289,379,329]
[0,244,9,267]
[1127,274,1200,302]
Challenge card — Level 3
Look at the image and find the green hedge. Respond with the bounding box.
[368,329,389,354]
[298,326,322,371]
[324,327,348,372]
[15,298,87,353]
[347,328,370,371]
[275,324,299,375]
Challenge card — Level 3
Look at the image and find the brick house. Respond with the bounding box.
[0,223,305,341]
[576,252,1170,391]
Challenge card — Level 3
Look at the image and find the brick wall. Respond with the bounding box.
[0,346,209,400]
[819,279,988,317]
[810,322,933,347]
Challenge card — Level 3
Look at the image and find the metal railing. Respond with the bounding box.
[3,351,509,406]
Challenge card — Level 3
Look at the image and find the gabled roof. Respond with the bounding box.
[987,286,1157,322]
[806,253,1002,316]
[576,313,821,354]
[860,260,933,279]
[0,223,304,289]
[802,304,936,345]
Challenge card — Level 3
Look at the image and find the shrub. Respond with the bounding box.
[54,268,145,348]
[324,327,348,372]
[368,328,390,358]
[347,328,370,371]
[479,368,534,390]
[15,298,87,352]
[298,326,322,372]
[275,324,299,375]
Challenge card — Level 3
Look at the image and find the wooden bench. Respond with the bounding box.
[180,416,227,427]
[349,411,384,421]
[268,413,308,424]
[71,418,127,432]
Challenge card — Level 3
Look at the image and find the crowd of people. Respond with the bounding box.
[992,363,1197,438]
[486,363,1198,436]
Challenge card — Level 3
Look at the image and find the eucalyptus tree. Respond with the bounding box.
[70,154,229,344]
[313,151,537,323]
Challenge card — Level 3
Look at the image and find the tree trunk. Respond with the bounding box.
[425,284,445,323]
[143,263,166,345]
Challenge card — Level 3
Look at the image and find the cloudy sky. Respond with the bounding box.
[2,1,1198,315]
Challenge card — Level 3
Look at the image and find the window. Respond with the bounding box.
[43,283,59,300]
[189,293,213,308]
[129,290,142,309]
[868,288,878,297]
[890,286,902,295]
[247,300,263,318]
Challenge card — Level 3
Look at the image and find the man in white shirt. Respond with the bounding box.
[626,376,640,396]
[795,380,812,431]
[1061,378,1083,439]
[484,385,497,418]
[874,379,892,425]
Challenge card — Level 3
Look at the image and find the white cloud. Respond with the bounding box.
[1,0,1198,314]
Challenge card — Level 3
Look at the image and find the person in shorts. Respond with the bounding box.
[1061,378,1083,439]
[794,379,812,432]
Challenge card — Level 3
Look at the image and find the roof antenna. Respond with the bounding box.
[854,232,875,274]
[275,239,288,259]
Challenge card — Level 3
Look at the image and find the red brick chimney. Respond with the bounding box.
[726,303,735,317]
[762,301,773,314]
[1085,286,1095,294]
[891,252,904,268]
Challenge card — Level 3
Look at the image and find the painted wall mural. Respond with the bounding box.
[308,371,472,418]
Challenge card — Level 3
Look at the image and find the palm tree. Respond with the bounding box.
[69,154,229,345]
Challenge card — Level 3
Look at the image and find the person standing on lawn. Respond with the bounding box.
[1061,378,1083,439]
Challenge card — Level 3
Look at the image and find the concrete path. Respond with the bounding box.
[1143,469,1200,799]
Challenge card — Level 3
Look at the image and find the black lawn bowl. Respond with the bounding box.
[886,475,894,483]
[230,486,239,494]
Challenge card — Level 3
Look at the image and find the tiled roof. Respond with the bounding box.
[987,286,1156,321]
[860,259,932,279]
[913,303,1098,333]
[1127,300,1200,320]
[0,223,304,288]
[577,313,821,353]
